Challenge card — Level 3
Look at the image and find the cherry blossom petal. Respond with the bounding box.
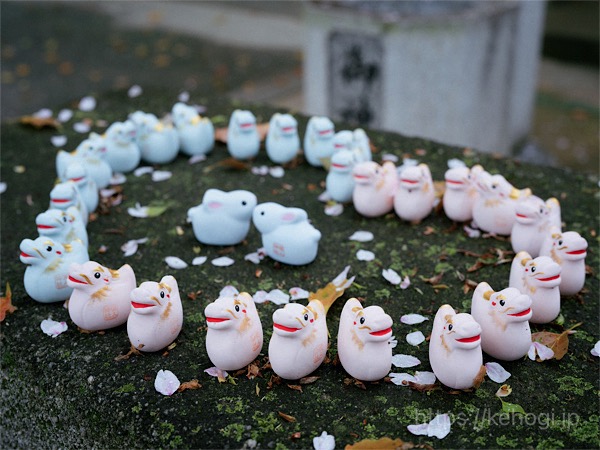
[164,256,188,270]
[415,371,436,385]
[381,153,399,163]
[204,367,228,381]
[178,91,190,102]
[289,287,309,300]
[389,372,416,386]
[332,265,352,287]
[269,166,285,178]
[78,96,96,112]
[356,249,375,261]
[527,343,537,361]
[134,166,154,177]
[57,108,73,122]
[382,268,401,285]
[244,252,262,264]
[73,121,91,134]
[400,276,411,289]
[127,203,149,218]
[154,369,180,396]
[485,362,511,383]
[110,173,127,185]
[192,256,207,266]
[211,256,235,267]
[348,230,374,242]
[463,225,481,238]
[400,314,428,325]
[318,191,332,202]
[128,84,143,98]
[427,413,451,439]
[33,108,52,119]
[406,331,425,346]
[389,335,398,349]
[391,354,421,368]
[253,290,268,304]
[313,431,335,450]
[266,289,290,305]
[51,135,67,147]
[406,423,429,436]
[531,341,555,361]
[40,319,68,337]
[251,165,269,176]
[188,154,207,165]
[121,239,142,257]
[152,170,172,182]
[591,340,600,357]
[0,182,6,194]
[219,286,239,297]
[324,202,343,216]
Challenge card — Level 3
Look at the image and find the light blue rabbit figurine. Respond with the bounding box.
[137,113,180,164]
[171,102,214,156]
[227,109,260,160]
[104,120,140,173]
[265,113,299,164]
[303,116,335,167]
[36,207,89,248]
[56,133,112,189]
[325,149,356,203]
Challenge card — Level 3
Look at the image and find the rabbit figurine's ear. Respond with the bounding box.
[281,211,296,222]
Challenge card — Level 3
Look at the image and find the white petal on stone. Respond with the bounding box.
[135,237,149,245]
[121,240,139,257]
[40,319,68,337]
[356,249,375,261]
[332,265,351,287]
[289,287,309,301]
[164,256,188,270]
[100,188,116,198]
[400,314,428,325]
[318,191,332,202]
[324,202,343,216]
[188,154,207,165]
[485,362,511,383]
[388,336,398,349]
[134,166,154,177]
[51,135,67,147]
[348,230,374,242]
[527,343,537,361]
[73,121,91,134]
[391,354,421,368]
[313,431,335,450]
[269,166,285,178]
[406,331,425,346]
[463,225,481,239]
[178,91,190,102]
[211,256,235,267]
[407,423,429,436]
[33,108,53,119]
[382,268,401,285]
[447,158,467,169]
[128,84,143,98]
[253,290,268,304]
[57,108,73,122]
[388,372,416,386]
[400,276,411,290]
[127,203,149,218]
[591,340,600,357]
[266,289,290,305]
[427,413,451,439]
[110,173,127,185]
[244,252,262,265]
[192,256,207,266]
[415,371,437,385]
[0,182,6,194]
[154,369,180,396]
[381,153,399,163]
[533,341,555,361]
[251,165,269,176]
[204,366,228,379]
[219,285,239,297]
[78,96,96,112]
[152,170,172,182]
[337,275,355,291]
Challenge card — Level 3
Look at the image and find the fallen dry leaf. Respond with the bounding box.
[277,411,297,423]
[177,379,202,392]
[407,381,440,393]
[472,365,487,389]
[299,376,320,385]
[246,363,260,380]
[0,282,17,322]
[531,323,581,361]
[20,115,60,129]
[290,431,302,440]
[203,157,251,174]
[114,344,142,361]
[345,437,414,450]
[287,384,303,393]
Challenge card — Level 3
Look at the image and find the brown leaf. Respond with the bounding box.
[345,437,414,450]
[177,379,202,392]
[287,384,303,393]
[462,279,478,294]
[531,323,581,361]
[290,432,302,440]
[0,282,17,322]
[407,381,440,393]
[423,226,436,236]
[472,364,487,389]
[299,376,320,385]
[420,272,444,285]
[277,411,297,423]
[246,363,260,380]
[20,115,60,129]
[114,344,142,361]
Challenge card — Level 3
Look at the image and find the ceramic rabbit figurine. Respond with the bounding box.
[132,112,180,164]
[171,103,214,156]
[325,149,356,203]
[471,282,532,361]
[204,292,263,370]
[509,252,562,323]
[268,299,328,380]
[36,207,89,248]
[303,116,335,167]
[20,236,89,303]
[337,298,393,381]
[187,189,257,246]
[442,164,483,223]
[252,202,321,265]
[128,275,183,352]
[429,304,483,390]
[67,261,136,332]
[265,113,300,164]
[352,128,371,163]
[393,163,435,223]
[539,227,588,296]
[104,120,141,173]
[352,161,397,217]
[511,196,561,257]
[56,133,112,189]
[227,109,260,160]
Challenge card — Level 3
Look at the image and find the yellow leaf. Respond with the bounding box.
[277,411,296,423]
[345,437,412,450]
[0,282,16,322]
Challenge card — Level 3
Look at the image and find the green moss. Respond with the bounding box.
[385,407,399,417]
[159,421,183,448]
[131,403,142,414]
[216,396,247,414]
[473,436,487,446]
[220,423,245,441]
[113,383,135,394]
[373,288,391,300]
[556,376,594,396]
[274,443,288,450]
[374,395,387,404]
[252,411,279,433]
[496,435,520,447]
[536,438,565,449]
[547,414,599,444]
